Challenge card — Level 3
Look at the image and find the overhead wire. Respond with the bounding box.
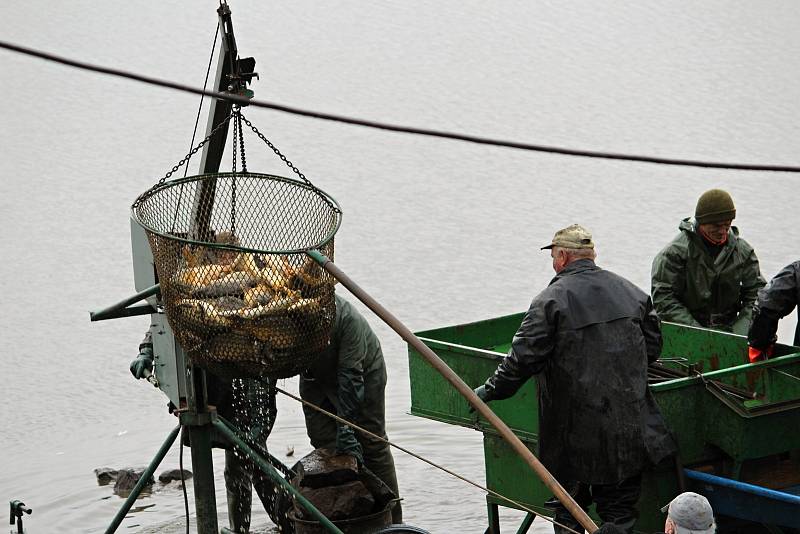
[274,386,581,534]
[1,39,800,174]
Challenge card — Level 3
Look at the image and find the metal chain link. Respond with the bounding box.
[239,112,341,214]
[230,107,239,235]
[236,110,248,173]
[134,111,235,208]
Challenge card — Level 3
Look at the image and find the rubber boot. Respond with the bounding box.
[226,487,252,533]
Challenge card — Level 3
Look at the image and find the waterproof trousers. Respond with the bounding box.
[299,376,402,524]
[549,474,642,534]
[220,378,278,533]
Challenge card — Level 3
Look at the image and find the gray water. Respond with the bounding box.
[2,2,799,532]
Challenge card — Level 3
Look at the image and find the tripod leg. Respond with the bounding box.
[105,425,180,534]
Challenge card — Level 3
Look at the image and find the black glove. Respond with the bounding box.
[595,523,627,534]
[469,384,495,413]
[335,424,364,465]
[130,346,154,379]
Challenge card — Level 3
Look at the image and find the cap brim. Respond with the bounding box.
[660,503,670,513]
[540,244,554,250]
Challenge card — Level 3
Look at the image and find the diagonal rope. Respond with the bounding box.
[274,386,581,534]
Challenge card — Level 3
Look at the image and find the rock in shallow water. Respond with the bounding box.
[158,468,193,483]
[114,468,155,496]
[94,467,119,486]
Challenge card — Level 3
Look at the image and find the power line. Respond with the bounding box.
[2,39,799,173]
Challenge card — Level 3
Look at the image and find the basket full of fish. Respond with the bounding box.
[132,172,342,379]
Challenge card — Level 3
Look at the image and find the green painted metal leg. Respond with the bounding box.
[487,501,501,534]
[212,418,345,534]
[515,512,535,534]
[189,424,219,534]
[105,425,180,534]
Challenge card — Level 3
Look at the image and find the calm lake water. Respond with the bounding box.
[1,2,799,532]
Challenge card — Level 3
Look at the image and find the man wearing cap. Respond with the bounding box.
[651,189,765,334]
[661,492,716,534]
[473,224,676,534]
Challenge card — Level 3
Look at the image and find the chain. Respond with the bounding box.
[230,107,239,235]
[237,110,248,172]
[239,112,341,214]
[134,112,234,208]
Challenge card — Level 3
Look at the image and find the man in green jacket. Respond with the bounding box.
[300,293,402,523]
[651,189,765,334]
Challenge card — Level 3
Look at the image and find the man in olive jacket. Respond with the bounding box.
[651,189,765,334]
[300,293,401,523]
[475,225,676,534]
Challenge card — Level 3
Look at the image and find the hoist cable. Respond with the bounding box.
[274,386,581,534]
[172,23,220,234]
[1,39,799,174]
[183,23,220,178]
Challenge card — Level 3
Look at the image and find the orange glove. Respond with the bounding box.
[748,345,774,363]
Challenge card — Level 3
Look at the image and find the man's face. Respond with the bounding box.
[699,219,732,242]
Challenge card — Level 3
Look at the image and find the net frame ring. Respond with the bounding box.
[132,172,342,379]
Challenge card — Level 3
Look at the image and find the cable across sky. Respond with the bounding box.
[1,39,799,173]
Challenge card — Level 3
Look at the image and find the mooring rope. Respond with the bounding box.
[274,386,582,534]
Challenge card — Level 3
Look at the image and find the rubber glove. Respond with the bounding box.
[130,346,154,379]
[748,344,774,364]
[335,424,364,465]
[469,384,495,413]
[595,524,626,534]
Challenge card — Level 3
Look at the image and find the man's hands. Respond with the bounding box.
[469,384,495,413]
[335,424,364,465]
[130,346,154,379]
[595,523,626,534]
[748,344,774,363]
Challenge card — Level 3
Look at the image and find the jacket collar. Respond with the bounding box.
[549,258,597,285]
[679,216,740,241]
[679,217,739,264]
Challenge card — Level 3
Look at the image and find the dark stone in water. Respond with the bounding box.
[295,479,375,520]
[158,468,193,483]
[113,468,155,496]
[94,467,118,486]
[295,448,359,489]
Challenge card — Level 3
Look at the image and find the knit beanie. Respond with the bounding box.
[695,189,736,224]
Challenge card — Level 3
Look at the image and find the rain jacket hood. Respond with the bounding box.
[651,217,765,334]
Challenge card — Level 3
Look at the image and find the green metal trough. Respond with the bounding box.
[407,314,800,533]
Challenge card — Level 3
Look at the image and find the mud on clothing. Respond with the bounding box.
[485,259,676,485]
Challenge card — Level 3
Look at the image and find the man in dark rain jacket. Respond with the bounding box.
[474,224,676,534]
[748,260,800,362]
[651,189,765,334]
[300,292,402,523]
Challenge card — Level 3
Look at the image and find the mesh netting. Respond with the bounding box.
[133,172,341,379]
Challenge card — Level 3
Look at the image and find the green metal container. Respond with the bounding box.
[408,314,800,532]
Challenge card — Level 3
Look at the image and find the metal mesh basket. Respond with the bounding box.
[133,172,341,379]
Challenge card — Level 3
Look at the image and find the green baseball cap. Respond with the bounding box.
[541,224,595,250]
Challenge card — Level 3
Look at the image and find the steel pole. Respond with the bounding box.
[105,425,180,534]
[189,423,219,533]
[306,250,599,533]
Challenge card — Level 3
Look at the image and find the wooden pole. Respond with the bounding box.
[307,251,599,533]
